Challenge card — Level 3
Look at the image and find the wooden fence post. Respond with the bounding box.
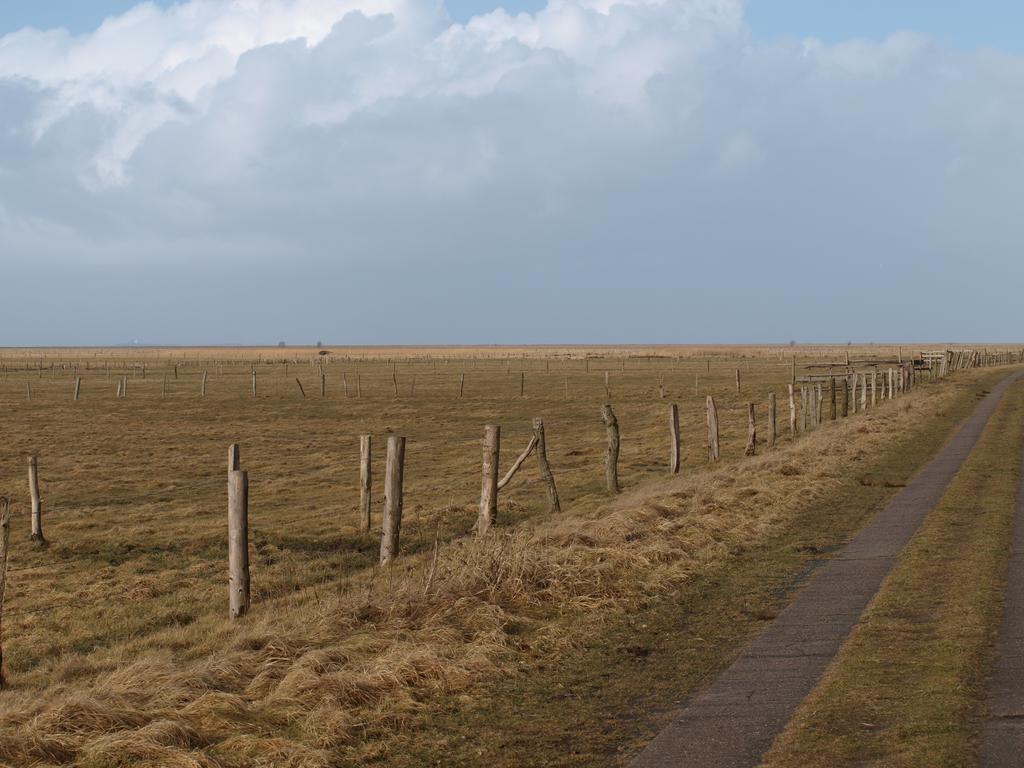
[320,373,326,397]
[295,378,306,398]
[706,396,720,461]
[533,418,561,512]
[202,370,208,397]
[788,384,796,436]
[669,403,681,474]
[871,371,877,406]
[800,386,808,431]
[0,497,9,689]
[228,468,250,619]
[251,370,257,398]
[602,405,620,491]
[768,393,777,448]
[28,456,44,545]
[459,373,465,399]
[604,371,610,399]
[860,373,868,410]
[841,379,850,417]
[74,377,82,401]
[228,443,240,472]
[850,375,858,414]
[359,436,372,533]
[25,382,31,401]
[735,369,741,393]
[830,377,837,420]
[478,426,500,534]
[745,403,756,456]
[520,371,525,397]
[380,436,406,563]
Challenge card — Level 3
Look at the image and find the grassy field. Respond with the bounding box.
[0,344,1014,767]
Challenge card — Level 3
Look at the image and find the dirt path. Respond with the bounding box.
[980,404,1024,767]
[630,371,1024,768]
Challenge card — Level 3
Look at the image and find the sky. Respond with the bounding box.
[1,1,1023,345]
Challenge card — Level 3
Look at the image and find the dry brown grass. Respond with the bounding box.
[0,345,1008,765]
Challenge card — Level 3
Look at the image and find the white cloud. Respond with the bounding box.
[1,0,1023,344]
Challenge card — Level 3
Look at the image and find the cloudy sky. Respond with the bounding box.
[1,0,1022,346]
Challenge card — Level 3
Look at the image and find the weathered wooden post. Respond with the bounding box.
[735,369,741,393]
[357,373,363,398]
[850,375,858,414]
[251,370,257,398]
[669,403,681,474]
[745,403,756,456]
[320,372,326,397]
[659,376,666,399]
[74,377,82,401]
[392,372,399,398]
[533,418,560,512]
[520,371,525,397]
[800,386,808,431]
[841,379,850,417]
[478,426,500,534]
[871,371,878,406]
[359,436,372,533]
[458,373,465,398]
[829,377,837,420]
[706,396,720,461]
[0,497,9,689]
[228,443,240,472]
[380,436,406,563]
[228,467,250,619]
[768,393,777,448]
[788,384,796,435]
[295,378,306,398]
[604,371,611,399]
[202,370,208,397]
[28,456,44,545]
[25,382,31,401]
[860,373,868,410]
[602,405,620,491]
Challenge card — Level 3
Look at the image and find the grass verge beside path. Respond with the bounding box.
[760,380,1024,768]
[380,372,1015,767]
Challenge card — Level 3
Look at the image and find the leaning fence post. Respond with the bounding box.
[706,396,720,461]
[768,393,777,448]
[380,436,406,563]
[74,377,82,401]
[359,436,372,533]
[28,456,45,545]
[478,426,500,534]
[228,467,250,619]
[669,403,681,474]
[533,418,561,512]
[745,403,757,456]
[601,405,621,491]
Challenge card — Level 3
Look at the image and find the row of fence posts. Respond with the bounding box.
[5,352,977,403]
[0,357,982,644]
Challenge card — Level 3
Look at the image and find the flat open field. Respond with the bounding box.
[0,344,1017,767]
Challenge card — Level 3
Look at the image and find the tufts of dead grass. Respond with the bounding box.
[0,365,1006,765]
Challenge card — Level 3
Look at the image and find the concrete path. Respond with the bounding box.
[980,404,1024,767]
[631,371,1024,768]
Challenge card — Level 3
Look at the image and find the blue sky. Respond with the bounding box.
[2,1,1024,345]
[4,0,1024,46]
